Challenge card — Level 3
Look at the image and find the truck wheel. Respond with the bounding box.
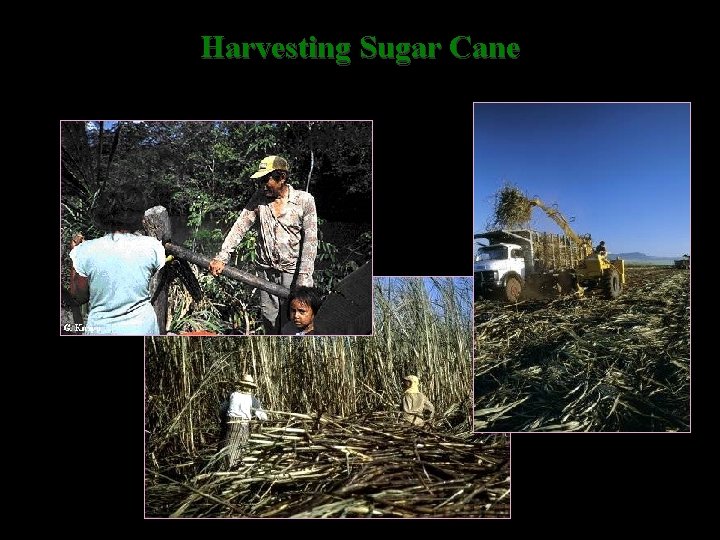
[603,268,622,299]
[557,271,575,295]
[504,275,523,303]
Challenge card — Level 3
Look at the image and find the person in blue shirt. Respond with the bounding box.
[68,187,165,335]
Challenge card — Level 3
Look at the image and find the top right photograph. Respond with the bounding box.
[473,103,690,433]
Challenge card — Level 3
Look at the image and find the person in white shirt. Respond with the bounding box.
[218,374,268,468]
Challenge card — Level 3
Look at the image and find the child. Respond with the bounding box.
[281,286,323,335]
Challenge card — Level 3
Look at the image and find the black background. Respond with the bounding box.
[53,15,702,529]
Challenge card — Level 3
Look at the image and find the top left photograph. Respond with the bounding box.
[60,120,373,336]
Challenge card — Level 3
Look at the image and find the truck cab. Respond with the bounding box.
[474,242,526,299]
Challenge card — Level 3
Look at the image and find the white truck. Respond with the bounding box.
[475,198,625,303]
[474,239,527,302]
[474,229,588,302]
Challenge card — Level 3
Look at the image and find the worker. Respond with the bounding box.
[401,375,435,426]
[218,374,268,468]
[208,155,318,334]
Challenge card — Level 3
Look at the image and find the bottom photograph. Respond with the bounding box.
[144,277,510,518]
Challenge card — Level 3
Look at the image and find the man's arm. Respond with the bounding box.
[216,209,257,263]
[251,395,268,421]
[209,197,259,275]
[297,194,318,286]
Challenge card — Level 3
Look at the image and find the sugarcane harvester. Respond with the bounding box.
[474,198,625,302]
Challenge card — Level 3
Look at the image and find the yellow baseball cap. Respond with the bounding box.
[250,155,289,179]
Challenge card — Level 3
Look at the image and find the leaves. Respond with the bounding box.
[61,121,372,332]
[490,182,533,230]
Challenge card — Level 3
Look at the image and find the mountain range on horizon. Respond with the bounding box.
[613,252,688,262]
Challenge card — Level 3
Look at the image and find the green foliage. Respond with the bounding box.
[186,194,212,229]
[230,229,258,265]
[314,229,372,293]
[61,120,372,332]
[317,237,338,264]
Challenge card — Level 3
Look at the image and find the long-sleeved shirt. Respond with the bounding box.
[227,391,268,421]
[216,185,318,282]
[402,392,435,426]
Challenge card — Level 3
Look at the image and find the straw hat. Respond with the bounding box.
[237,374,257,388]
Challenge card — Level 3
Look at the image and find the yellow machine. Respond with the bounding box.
[530,199,625,299]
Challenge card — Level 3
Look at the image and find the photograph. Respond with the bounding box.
[60,120,372,336]
[144,276,510,518]
[473,103,690,432]
[51,19,705,527]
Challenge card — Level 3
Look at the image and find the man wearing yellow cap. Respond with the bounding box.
[209,156,318,334]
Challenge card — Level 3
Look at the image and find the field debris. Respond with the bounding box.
[146,412,509,518]
[475,267,690,432]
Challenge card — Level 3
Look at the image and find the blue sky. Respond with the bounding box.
[473,103,690,257]
[86,120,120,131]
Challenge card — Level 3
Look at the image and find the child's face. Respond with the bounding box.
[289,298,314,330]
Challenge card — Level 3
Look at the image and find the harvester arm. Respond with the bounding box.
[529,198,593,255]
